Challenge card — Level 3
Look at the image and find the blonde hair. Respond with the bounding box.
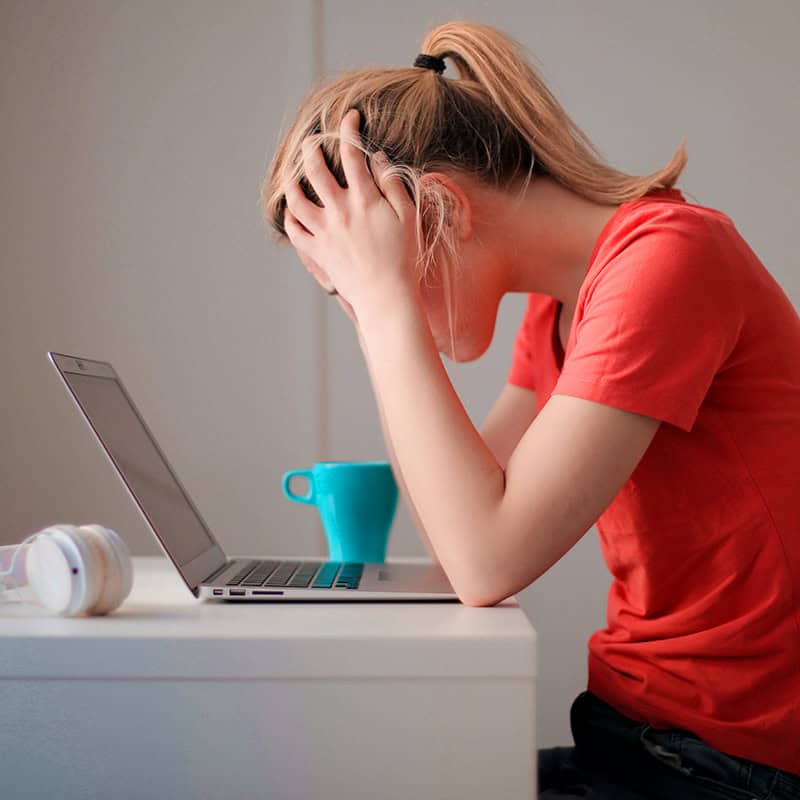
[261,20,687,354]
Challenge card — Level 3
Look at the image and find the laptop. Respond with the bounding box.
[48,352,459,602]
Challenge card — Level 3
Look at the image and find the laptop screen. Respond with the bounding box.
[63,371,217,567]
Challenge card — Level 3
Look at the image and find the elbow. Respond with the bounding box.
[452,537,517,609]
[458,592,503,608]
[448,543,517,608]
[454,578,513,608]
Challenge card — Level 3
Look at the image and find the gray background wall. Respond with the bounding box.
[2,0,798,750]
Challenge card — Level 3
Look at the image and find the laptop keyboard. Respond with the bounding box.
[225,559,363,590]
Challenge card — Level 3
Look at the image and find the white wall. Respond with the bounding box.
[2,0,798,750]
[1,0,324,559]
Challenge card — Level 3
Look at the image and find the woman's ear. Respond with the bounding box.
[418,172,473,241]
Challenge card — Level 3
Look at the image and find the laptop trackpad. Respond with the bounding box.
[362,562,456,595]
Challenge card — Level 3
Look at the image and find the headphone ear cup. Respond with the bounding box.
[100,526,133,605]
[25,525,87,615]
[50,525,102,615]
[78,525,132,614]
[72,526,110,615]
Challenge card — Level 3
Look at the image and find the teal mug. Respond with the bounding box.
[282,461,398,563]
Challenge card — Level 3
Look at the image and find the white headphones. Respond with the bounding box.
[0,524,133,616]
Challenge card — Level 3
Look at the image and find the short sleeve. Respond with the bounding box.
[553,221,743,432]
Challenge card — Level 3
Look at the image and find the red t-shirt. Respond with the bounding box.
[508,188,800,774]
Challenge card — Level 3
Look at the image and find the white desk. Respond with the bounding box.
[0,555,537,800]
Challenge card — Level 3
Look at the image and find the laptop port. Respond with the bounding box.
[229,589,246,596]
[252,590,284,595]
[212,589,223,596]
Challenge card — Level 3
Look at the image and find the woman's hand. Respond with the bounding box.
[291,246,359,325]
[282,108,420,321]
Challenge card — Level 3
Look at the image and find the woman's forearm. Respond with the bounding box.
[357,326,440,563]
[356,294,506,605]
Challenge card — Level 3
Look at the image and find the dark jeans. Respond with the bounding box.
[538,691,800,799]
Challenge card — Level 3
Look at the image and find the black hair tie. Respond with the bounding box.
[413,53,446,74]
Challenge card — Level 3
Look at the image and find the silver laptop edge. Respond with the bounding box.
[48,352,458,603]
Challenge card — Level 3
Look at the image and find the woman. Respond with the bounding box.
[261,19,800,800]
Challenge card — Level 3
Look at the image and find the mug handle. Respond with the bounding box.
[282,470,316,505]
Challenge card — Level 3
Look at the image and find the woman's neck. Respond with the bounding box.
[475,176,621,316]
